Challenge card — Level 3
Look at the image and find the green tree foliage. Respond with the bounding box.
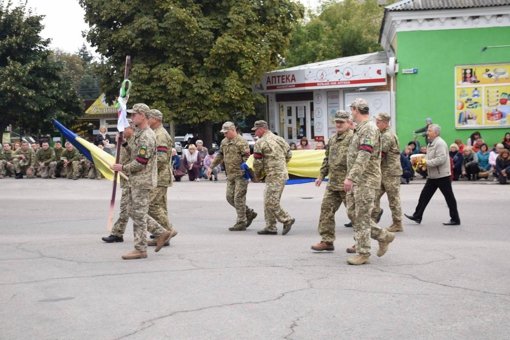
[0,1,83,136]
[79,0,304,131]
[283,0,387,68]
[76,44,101,100]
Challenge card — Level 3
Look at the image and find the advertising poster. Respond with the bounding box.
[455,64,510,129]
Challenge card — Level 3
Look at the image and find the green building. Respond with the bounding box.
[380,0,510,147]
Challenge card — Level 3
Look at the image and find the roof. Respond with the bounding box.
[386,0,510,11]
[275,51,388,73]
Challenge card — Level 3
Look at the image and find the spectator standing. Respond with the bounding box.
[95,125,112,146]
[461,146,479,180]
[182,144,202,182]
[502,132,510,151]
[467,131,482,147]
[449,143,463,181]
[413,118,433,144]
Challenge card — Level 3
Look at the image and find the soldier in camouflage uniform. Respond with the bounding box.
[102,120,136,243]
[12,141,36,179]
[0,143,15,178]
[208,121,257,231]
[373,113,404,232]
[146,109,178,246]
[311,111,354,251]
[344,98,395,265]
[53,141,64,177]
[111,103,171,260]
[35,141,57,179]
[252,120,295,235]
[60,143,81,180]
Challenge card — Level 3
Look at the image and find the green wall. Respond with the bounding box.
[396,27,510,149]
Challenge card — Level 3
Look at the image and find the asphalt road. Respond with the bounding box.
[0,175,509,339]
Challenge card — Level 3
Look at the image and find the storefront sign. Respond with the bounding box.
[254,63,387,92]
[455,63,510,129]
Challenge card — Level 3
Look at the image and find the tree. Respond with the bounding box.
[80,0,303,147]
[76,44,101,100]
[0,1,83,137]
[282,0,388,68]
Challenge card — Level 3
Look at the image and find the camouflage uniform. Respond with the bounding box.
[253,129,293,232]
[110,136,134,237]
[317,127,354,243]
[12,147,36,178]
[122,125,167,252]
[346,119,391,256]
[0,149,15,178]
[371,121,403,225]
[149,124,173,231]
[211,130,254,228]
[60,148,81,179]
[79,154,91,178]
[35,147,57,178]
[54,146,64,177]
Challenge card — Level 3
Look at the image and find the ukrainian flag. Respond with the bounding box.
[52,119,119,181]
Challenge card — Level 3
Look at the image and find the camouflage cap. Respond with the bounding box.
[127,103,150,116]
[220,121,235,133]
[251,120,268,130]
[375,112,391,122]
[148,109,163,121]
[334,110,350,122]
[350,98,369,113]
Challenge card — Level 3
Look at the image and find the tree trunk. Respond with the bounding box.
[198,120,213,149]
[0,122,8,143]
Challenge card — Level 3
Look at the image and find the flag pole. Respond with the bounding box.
[107,55,131,231]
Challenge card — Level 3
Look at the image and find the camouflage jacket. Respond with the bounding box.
[346,119,381,189]
[211,134,250,180]
[119,136,134,188]
[60,148,81,163]
[253,131,291,181]
[14,148,36,168]
[319,129,353,191]
[54,148,64,161]
[35,148,56,165]
[0,150,14,162]
[380,127,402,177]
[153,125,173,187]
[122,126,157,189]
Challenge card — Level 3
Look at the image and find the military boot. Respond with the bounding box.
[246,210,258,228]
[311,241,334,251]
[155,231,172,252]
[148,229,177,246]
[122,250,147,260]
[347,254,371,265]
[229,223,247,231]
[377,232,395,257]
[282,218,295,235]
[15,172,23,179]
[102,235,124,243]
[386,222,403,232]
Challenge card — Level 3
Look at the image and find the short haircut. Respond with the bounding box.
[449,143,459,151]
[428,124,441,135]
[196,140,203,145]
[464,146,472,152]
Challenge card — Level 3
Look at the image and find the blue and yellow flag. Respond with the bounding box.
[52,119,119,181]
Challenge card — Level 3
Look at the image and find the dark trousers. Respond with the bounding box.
[413,176,460,222]
[465,163,479,179]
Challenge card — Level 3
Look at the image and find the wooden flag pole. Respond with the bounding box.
[107,55,131,231]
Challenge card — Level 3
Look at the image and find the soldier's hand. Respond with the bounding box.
[344,179,354,192]
[111,163,123,171]
[315,178,323,187]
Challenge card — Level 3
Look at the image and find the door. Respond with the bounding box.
[283,104,297,143]
[283,102,309,144]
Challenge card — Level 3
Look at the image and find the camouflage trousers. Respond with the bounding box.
[318,189,353,243]
[37,162,57,178]
[61,161,81,179]
[226,176,253,225]
[0,160,15,177]
[87,165,103,180]
[346,187,389,256]
[148,186,172,231]
[12,159,34,178]
[111,188,130,237]
[127,187,167,252]
[372,175,402,224]
[263,177,292,232]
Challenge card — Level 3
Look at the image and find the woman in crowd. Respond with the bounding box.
[400,153,413,184]
[182,144,202,182]
[502,132,510,151]
[203,149,221,181]
[477,143,491,173]
[454,139,465,153]
[171,148,184,182]
[299,136,311,150]
[402,145,413,161]
[449,143,463,181]
[95,125,111,146]
[407,140,421,155]
[461,146,479,180]
[467,131,481,147]
[489,143,504,178]
[496,148,510,184]
[289,143,297,150]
